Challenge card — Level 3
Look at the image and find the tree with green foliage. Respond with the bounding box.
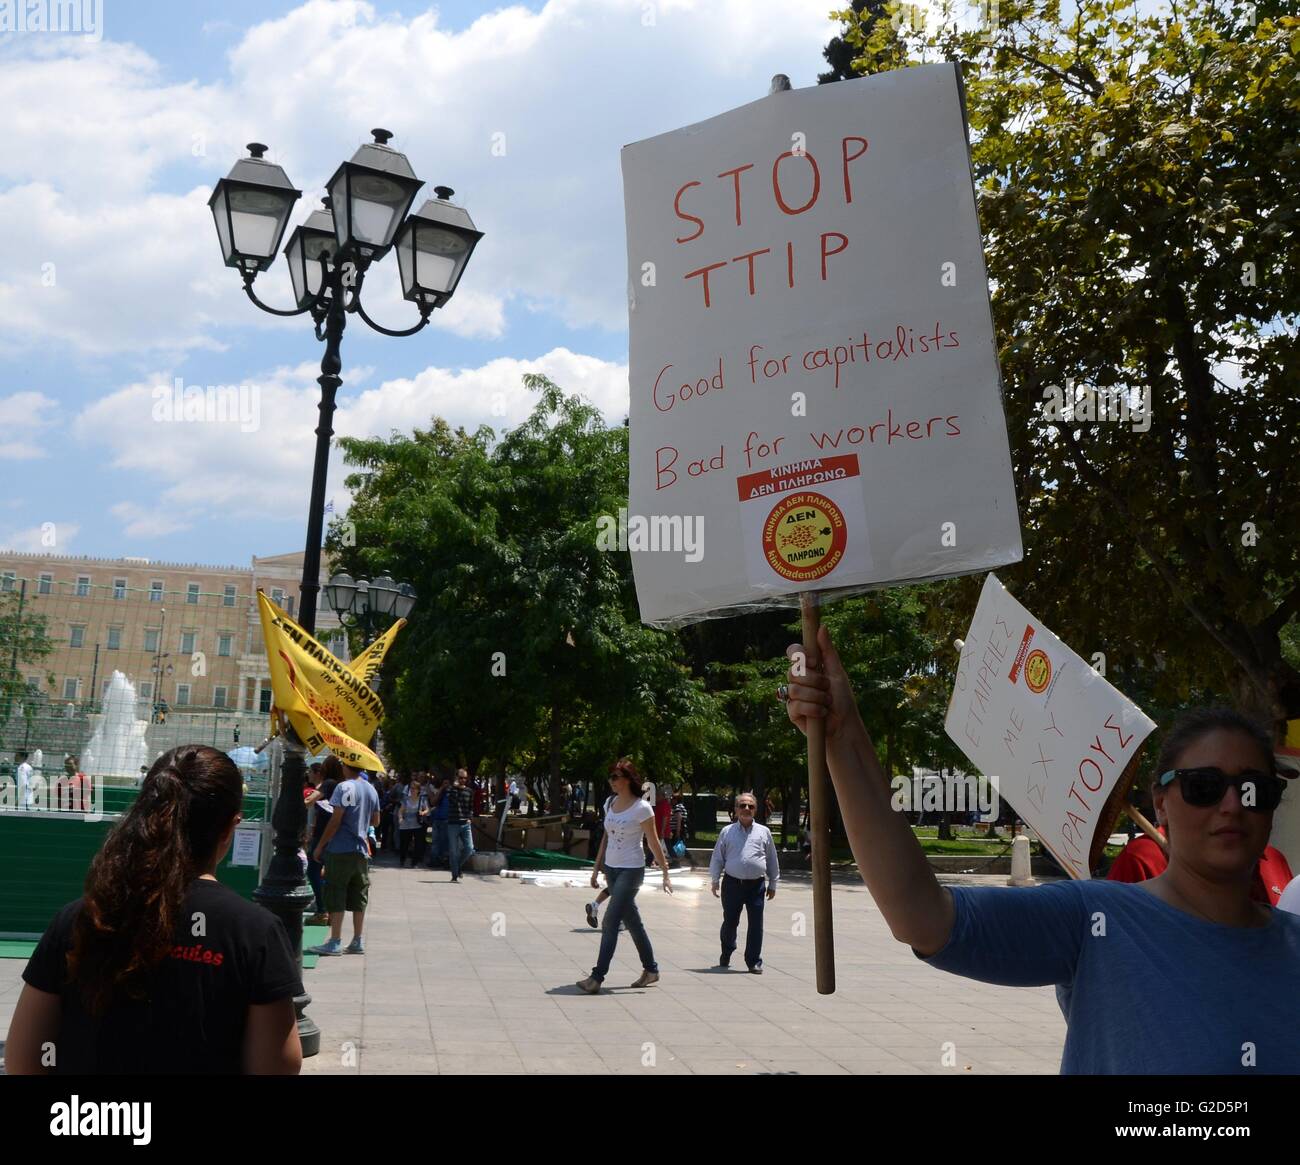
[824,0,1300,732]
[0,586,55,750]
[329,376,731,807]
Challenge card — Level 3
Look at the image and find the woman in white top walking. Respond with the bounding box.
[578,758,673,993]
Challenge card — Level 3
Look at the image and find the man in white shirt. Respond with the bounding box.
[15,750,38,810]
[708,792,780,973]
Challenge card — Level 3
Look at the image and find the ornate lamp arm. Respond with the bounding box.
[241,254,331,317]
[349,289,434,337]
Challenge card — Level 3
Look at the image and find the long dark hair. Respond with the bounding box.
[608,757,644,798]
[68,745,243,1016]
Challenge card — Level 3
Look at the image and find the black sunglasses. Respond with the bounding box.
[1158,767,1286,812]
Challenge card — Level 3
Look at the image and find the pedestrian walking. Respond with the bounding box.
[433,768,475,882]
[577,758,673,994]
[398,774,430,868]
[709,792,779,972]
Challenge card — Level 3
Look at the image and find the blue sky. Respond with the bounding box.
[0,0,840,565]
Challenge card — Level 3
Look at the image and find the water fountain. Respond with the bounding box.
[82,671,151,782]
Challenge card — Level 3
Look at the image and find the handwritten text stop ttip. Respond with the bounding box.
[672,137,868,307]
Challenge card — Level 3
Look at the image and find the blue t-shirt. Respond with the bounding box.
[923,879,1300,1074]
[325,777,380,856]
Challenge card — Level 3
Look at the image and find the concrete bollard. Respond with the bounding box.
[1007,830,1037,887]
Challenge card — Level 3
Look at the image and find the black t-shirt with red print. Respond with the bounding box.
[22,878,301,1074]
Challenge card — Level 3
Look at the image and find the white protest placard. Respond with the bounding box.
[945,575,1158,878]
[622,63,1022,627]
[231,825,262,868]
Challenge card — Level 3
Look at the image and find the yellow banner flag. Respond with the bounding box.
[349,618,405,688]
[256,590,404,771]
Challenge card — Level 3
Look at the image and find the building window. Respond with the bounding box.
[69,625,86,649]
[2,572,15,592]
[101,679,112,700]
[63,677,79,700]
[186,583,200,605]
[271,588,285,607]
[139,681,153,701]
[223,584,237,607]
[38,573,53,595]
[144,628,160,653]
[180,631,196,654]
[176,683,192,707]
[218,634,233,658]
[259,686,273,714]
[149,580,164,602]
[113,577,128,600]
[76,575,91,597]
[27,677,42,695]
[107,626,122,650]
[213,685,228,708]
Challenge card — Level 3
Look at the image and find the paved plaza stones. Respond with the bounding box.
[0,864,1068,1075]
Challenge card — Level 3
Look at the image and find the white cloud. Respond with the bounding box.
[0,391,59,458]
[1,523,80,553]
[109,502,193,539]
[0,0,838,354]
[340,346,629,439]
[72,347,626,526]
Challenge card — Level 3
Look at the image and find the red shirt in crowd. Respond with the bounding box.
[1107,833,1294,905]
[55,771,91,812]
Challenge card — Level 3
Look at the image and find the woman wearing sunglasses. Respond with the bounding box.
[784,627,1300,1074]
[576,758,673,994]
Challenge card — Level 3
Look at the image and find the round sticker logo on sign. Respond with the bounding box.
[1023,648,1052,694]
[761,491,847,582]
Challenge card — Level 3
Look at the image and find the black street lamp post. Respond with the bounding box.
[325,572,417,649]
[211,132,481,1059]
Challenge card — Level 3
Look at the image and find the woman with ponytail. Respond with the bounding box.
[5,745,302,1074]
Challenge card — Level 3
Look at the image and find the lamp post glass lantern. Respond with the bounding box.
[209,144,301,274]
[326,129,423,262]
[395,186,483,309]
[326,571,416,644]
[283,203,336,309]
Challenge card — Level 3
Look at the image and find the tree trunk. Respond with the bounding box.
[548,705,562,813]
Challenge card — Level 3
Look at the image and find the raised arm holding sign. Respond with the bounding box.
[784,623,1300,1073]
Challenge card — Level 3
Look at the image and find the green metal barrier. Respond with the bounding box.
[0,789,272,938]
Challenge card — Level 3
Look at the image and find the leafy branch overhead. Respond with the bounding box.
[828,0,1300,725]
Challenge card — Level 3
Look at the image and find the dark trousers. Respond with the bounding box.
[399,827,426,866]
[306,855,325,914]
[720,875,766,969]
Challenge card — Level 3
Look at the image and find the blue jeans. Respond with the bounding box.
[448,821,473,878]
[591,866,657,982]
[720,875,766,969]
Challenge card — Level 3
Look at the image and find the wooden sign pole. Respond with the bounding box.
[801,591,836,994]
[1126,804,1169,853]
[764,74,835,994]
